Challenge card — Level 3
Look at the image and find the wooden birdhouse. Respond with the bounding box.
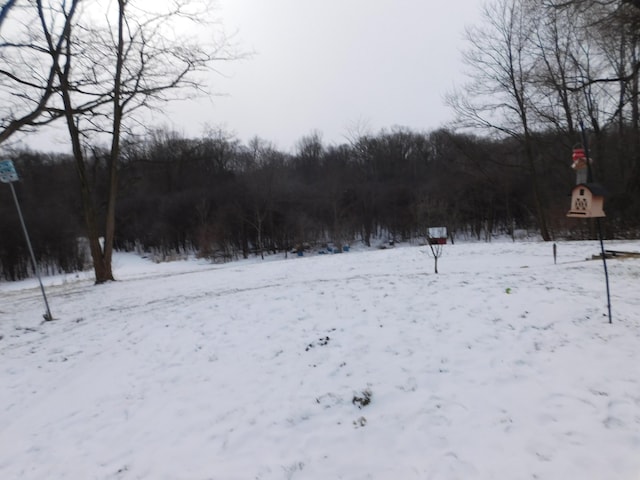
[567,183,606,218]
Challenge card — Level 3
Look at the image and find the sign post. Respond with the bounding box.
[1,159,53,321]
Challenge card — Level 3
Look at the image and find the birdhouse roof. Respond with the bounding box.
[572,182,608,196]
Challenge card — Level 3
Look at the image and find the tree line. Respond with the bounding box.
[3,0,640,282]
[2,124,639,281]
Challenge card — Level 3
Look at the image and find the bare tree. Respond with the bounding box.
[528,5,583,137]
[242,137,284,259]
[447,0,552,240]
[51,0,237,283]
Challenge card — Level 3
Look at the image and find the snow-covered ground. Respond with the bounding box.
[1,240,639,480]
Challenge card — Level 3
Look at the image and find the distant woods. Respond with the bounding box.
[1,125,638,280]
[4,0,640,280]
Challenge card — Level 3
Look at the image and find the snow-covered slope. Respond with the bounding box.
[1,241,639,479]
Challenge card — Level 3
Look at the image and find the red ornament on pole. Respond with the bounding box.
[571,145,587,170]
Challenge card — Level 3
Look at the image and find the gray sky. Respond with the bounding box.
[167,0,483,151]
[13,1,483,153]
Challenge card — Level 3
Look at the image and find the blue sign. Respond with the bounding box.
[0,160,19,183]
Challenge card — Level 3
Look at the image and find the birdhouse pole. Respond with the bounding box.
[579,122,595,184]
[579,121,612,324]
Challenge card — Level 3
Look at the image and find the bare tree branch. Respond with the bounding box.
[0,0,79,145]
[0,0,18,32]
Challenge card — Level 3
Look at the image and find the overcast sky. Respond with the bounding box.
[165,0,483,151]
[15,1,483,153]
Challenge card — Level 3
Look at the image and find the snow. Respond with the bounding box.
[1,240,639,479]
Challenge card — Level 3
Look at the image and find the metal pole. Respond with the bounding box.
[580,120,595,184]
[597,218,612,324]
[579,120,612,324]
[9,182,53,321]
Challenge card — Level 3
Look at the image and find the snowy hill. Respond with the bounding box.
[1,241,639,479]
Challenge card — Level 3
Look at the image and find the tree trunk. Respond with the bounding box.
[524,131,551,241]
[101,0,126,281]
[58,38,114,284]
